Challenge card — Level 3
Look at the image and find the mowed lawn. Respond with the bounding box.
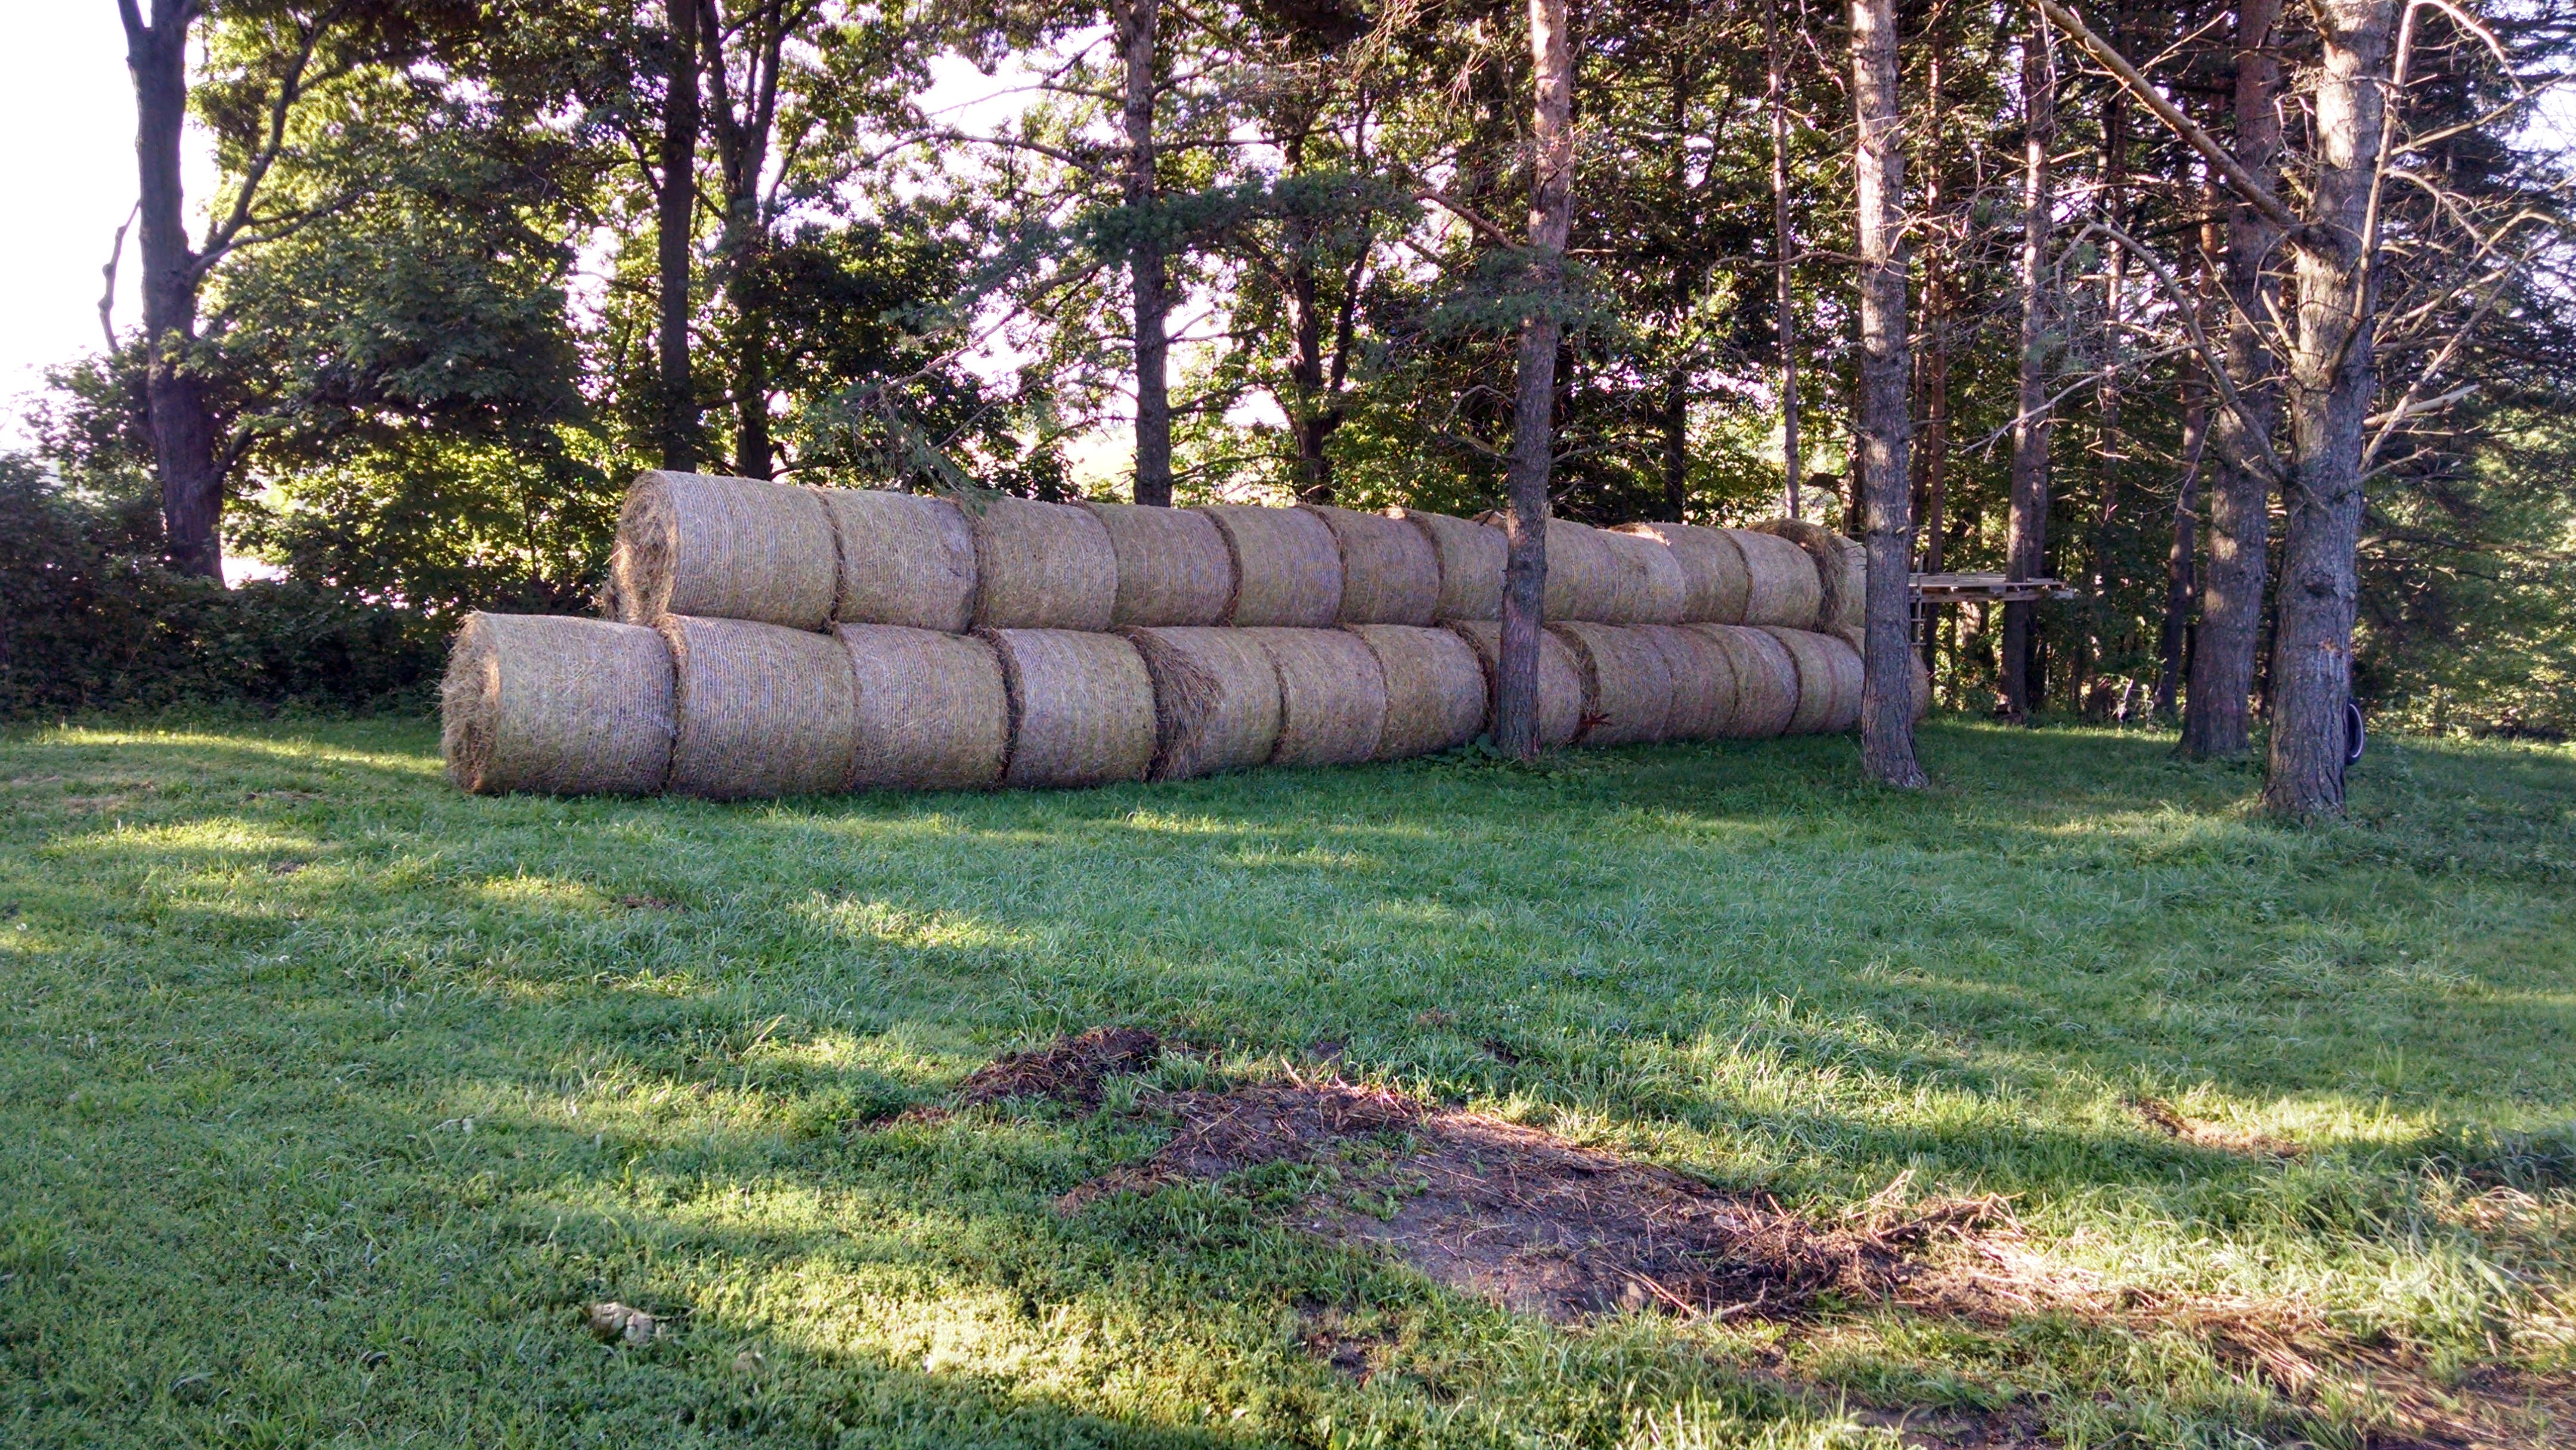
[2,715,2572,1449]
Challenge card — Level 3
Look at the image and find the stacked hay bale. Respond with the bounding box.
[442,614,675,795]
[1348,624,1487,759]
[1125,626,1281,780]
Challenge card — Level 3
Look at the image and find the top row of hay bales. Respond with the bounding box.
[605,472,1857,637]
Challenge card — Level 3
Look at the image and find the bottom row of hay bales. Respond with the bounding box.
[442,612,1919,799]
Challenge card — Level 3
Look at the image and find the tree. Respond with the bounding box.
[1850,0,1926,786]
[2001,18,2057,721]
[657,0,701,471]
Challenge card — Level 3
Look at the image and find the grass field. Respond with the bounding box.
[2,714,2572,1448]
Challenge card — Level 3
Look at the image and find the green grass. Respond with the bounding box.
[2,714,2571,1448]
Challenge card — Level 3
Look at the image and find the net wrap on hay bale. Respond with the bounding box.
[840,624,1008,791]
[1754,519,1865,635]
[1636,623,1739,740]
[660,615,860,799]
[1348,624,1487,760]
[1397,509,1505,622]
[1305,504,1439,625]
[612,472,839,630]
[1593,529,1690,625]
[1198,504,1345,627]
[970,495,1119,631]
[1614,522,1750,624]
[1082,500,1234,627]
[823,488,977,633]
[1693,624,1798,737]
[1549,622,1674,745]
[1762,627,1863,734]
[1450,621,1586,748]
[984,628,1157,788]
[1125,626,1283,780]
[1724,529,1823,628]
[442,614,675,795]
[1244,628,1388,767]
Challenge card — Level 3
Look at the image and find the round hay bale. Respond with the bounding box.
[1448,621,1586,748]
[1082,501,1234,627]
[1197,504,1344,627]
[840,624,1008,791]
[970,495,1119,631]
[822,488,977,633]
[1912,651,1933,723]
[442,614,674,795]
[1479,515,1623,622]
[1348,624,1487,760]
[1304,505,1439,625]
[661,615,861,799]
[1549,622,1674,745]
[1614,522,1750,624]
[1397,509,1506,622]
[1724,528,1823,628]
[612,471,838,630]
[1763,627,1863,733]
[984,628,1156,788]
[1753,519,1865,634]
[1692,624,1798,737]
[1124,626,1283,780]
[1637,623,1739,740]
[1593,529,1689,625]
[1244,627,1388,767]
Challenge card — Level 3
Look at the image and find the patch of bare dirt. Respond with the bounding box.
[2129,1097,2306,1159]
[953,1027,1163,1111]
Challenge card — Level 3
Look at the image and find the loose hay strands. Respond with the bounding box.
[1397,509,1506,622]
[661,615,862,799]
[1636,623,1740,740]
[1693,624,1798,737]
[611,471,839,630]
[441,614,674,795]
[1125,626,1283,780]
[1592,528,1689,624]
[1082,500,1234,627]
[1754,518,1865,634]
[1349,624,1488,760]
[984,628,1157,788]
[1245,627,1389,767]
[970,495,1120,631]
[1763,626,1863,733]
[840,624,1008,790]
[822,489,977,633]
[1614,522,1751,624]
[1450,621,1586,748]
[1549,622,1675,745]
[1304,504,1439,625]
[1198,504,1345,627]
[1724,528,1824,629]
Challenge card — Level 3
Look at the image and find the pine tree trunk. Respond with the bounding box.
[1120,0,1173,507]
[656,0,700,473]
[1766,0,1803,521]
[1852,0,1927,788]
[122,0,225,581]
[1496,0,1575,761]
[2156,381,2209,719]
[2002,23,2056,721]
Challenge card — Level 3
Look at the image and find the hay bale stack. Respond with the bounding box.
[1125,626,1283,780]
[1449,621,1587,748]
[1082,500,1234,627]
[1754,519,1865,635]
[1694,624,1798,737]
[1397,509,1506,622]
[984,628,1157,788]
[1350,624,1488,760]
[1724,528,1823,628]
[612,472,838,630]
[1912,652,1933,722]
[1593,528,1690,625]
[970,495,1119,631]
[1306,504,1439,625]
[1549,622,1674,745]
[1615,522,1750,624]
[1763,627,1863,734]
[1637,623,1739,740]
[442,614,675,795]
[819,488,978,633]
[1484,515,1620,622]
[1244,628,1388,767]
[840,624,1008,791]
[661,615,860,799]
[1198,504,1345,627]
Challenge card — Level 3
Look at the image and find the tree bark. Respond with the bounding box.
[1766,0,1803,520]
[121,0,225,580]
[656,0,701,472]
[1851,0,1926,788]
[2157,379,2209,720]
[2002,19,2056,721]
[2086,61,2128,712]
[1914,49,1950,676]
[2264,0,2395,819]
[1119,0,1174,506]
[2182,0,2283,758]
[1495,0,1574,761]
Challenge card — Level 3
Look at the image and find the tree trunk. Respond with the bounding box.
[1851,0,1926,788]
[657,0,700,473]
[2086,72,2128,713]
[2182,0,2283,758]
[735,259,772,478]
[1119,0,1174,507]
[1496,0,1575,761]
[1766,0,1803,520]
[2156,380,2208,719]
[2264,0,2395,819]
[2002,20,2056,721]
[122,0,225,580]
[1914,52,1950,677]
[1659,367,1689,522]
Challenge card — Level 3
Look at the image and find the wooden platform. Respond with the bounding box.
[1909,572,2077,603]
